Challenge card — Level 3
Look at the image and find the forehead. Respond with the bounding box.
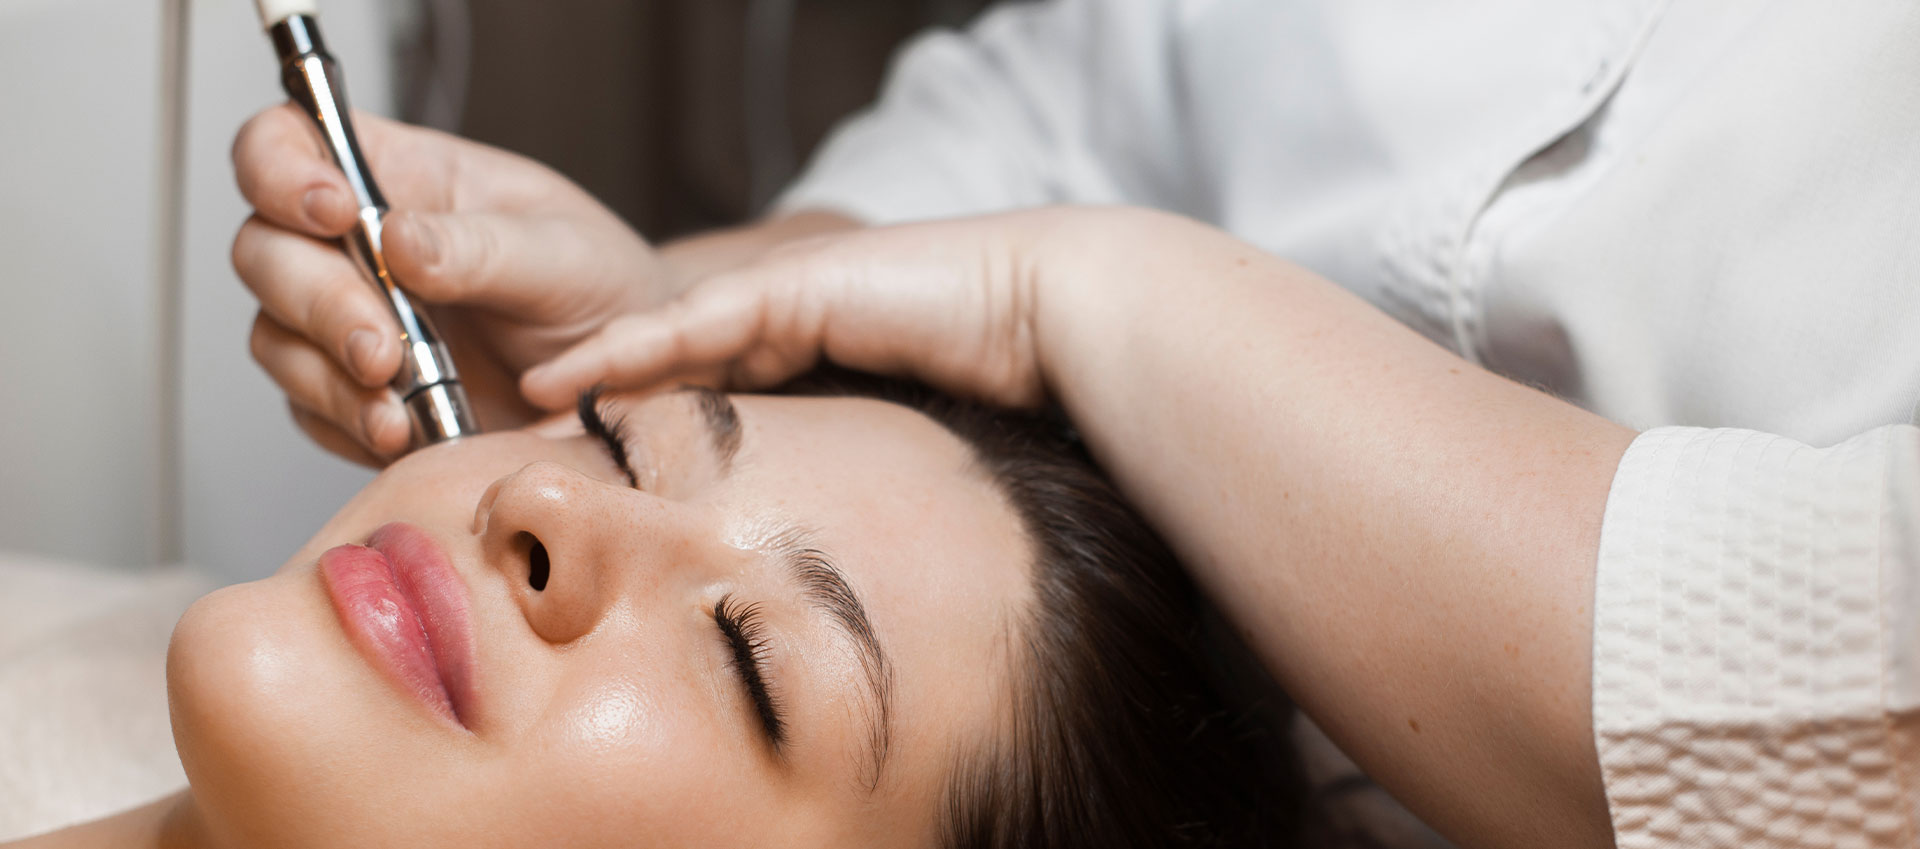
[720,393,1032,636]
[613,391,1033,808]
[723,393,1007,544]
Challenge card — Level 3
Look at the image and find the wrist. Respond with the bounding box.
[1024,206,1192,397]
[657,210,863,298]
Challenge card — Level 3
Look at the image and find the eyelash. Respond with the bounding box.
[577,386,640,488]
[714,594,788,750]
[579,391,783,749]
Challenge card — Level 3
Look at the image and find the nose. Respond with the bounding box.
[474,460,702,644]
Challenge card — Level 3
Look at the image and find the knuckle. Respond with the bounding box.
[288,399,325,430]
[230,109,268,170]
[287,400,316,431]
[290,403,357,459]
[402,216,454,292]
[463,217,500,278]
[247,313,277,364]
[230,216,266,282]
[658,321,690,364]
[230,110,284,198]
[327,380,367,427]
[233,104,301,164]
[304,277,369,339]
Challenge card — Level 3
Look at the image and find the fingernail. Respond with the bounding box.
[346,329,383,383]
[302,187,339,228]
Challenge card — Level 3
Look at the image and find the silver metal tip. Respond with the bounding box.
[406,382,480,445]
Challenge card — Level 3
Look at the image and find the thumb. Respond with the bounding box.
[382,210,628,318]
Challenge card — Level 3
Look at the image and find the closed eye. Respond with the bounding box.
[577,386,639,488]
[714,594,788,751]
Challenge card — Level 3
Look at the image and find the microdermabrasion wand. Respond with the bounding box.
[254,0,479,445]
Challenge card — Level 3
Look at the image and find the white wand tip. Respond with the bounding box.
[255,0,318,28]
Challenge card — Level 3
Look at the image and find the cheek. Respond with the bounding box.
[503,651,778,848]
[168,575,491,848]
[166,580,766,849]
[564,680,659,751]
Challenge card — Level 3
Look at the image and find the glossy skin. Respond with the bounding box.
[520,207,1635,849]
[165,390,1031,849]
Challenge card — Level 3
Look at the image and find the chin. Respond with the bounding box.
[165,570,478,848]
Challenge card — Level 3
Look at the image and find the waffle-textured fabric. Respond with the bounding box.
[1595,426,1920,847]
[779,1,1920,844]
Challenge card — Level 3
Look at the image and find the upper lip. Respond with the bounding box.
[323,521,480,729]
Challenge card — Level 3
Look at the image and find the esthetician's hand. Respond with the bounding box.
[231,104,674,466]
[519,207,1119,410]
[524,205,1634,849]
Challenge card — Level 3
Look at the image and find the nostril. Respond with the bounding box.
[519,532,551,592]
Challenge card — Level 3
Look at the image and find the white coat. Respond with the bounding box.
[777,2,1920,846]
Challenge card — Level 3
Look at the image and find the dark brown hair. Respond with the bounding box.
[781,370,1305,848]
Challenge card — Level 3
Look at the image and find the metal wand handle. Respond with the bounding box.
[272,14,478,445]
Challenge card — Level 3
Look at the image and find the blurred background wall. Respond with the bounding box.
[0,0,992,583]
[449,0,993,238]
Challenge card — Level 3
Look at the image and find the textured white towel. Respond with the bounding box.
[0,555,206,841]
[1593,426,1920,848]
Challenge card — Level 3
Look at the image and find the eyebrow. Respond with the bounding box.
[677,387,894,789]
[768,524,896,793]
[675,385,743,473]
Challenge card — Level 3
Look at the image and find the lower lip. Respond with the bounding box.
[319,523,475,729]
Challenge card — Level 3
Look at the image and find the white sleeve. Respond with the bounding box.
[772,0,1184,225]
[1592,425,1920,848]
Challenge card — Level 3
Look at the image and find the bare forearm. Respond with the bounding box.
[1035,209,1630,849]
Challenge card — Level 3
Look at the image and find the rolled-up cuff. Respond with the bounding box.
[1592,425,1920,848]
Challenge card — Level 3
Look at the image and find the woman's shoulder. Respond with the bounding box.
[0,554,207,842]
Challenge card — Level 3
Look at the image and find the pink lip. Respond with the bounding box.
[319,522,477,730]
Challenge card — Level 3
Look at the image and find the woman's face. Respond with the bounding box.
[167,388,1033,849]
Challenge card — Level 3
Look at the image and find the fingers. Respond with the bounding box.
[250,311,414,459]
[232,103,359,236]
[521,278,807,409]
[288,403,388,469]
[233,104,477,233]
[520,220,1053,410]
[233,215,403,388]
[382,210,639,317]
[236,101,578,234]
[517,312,687,409]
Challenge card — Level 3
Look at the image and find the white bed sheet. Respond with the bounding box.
[0,553,206,841]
